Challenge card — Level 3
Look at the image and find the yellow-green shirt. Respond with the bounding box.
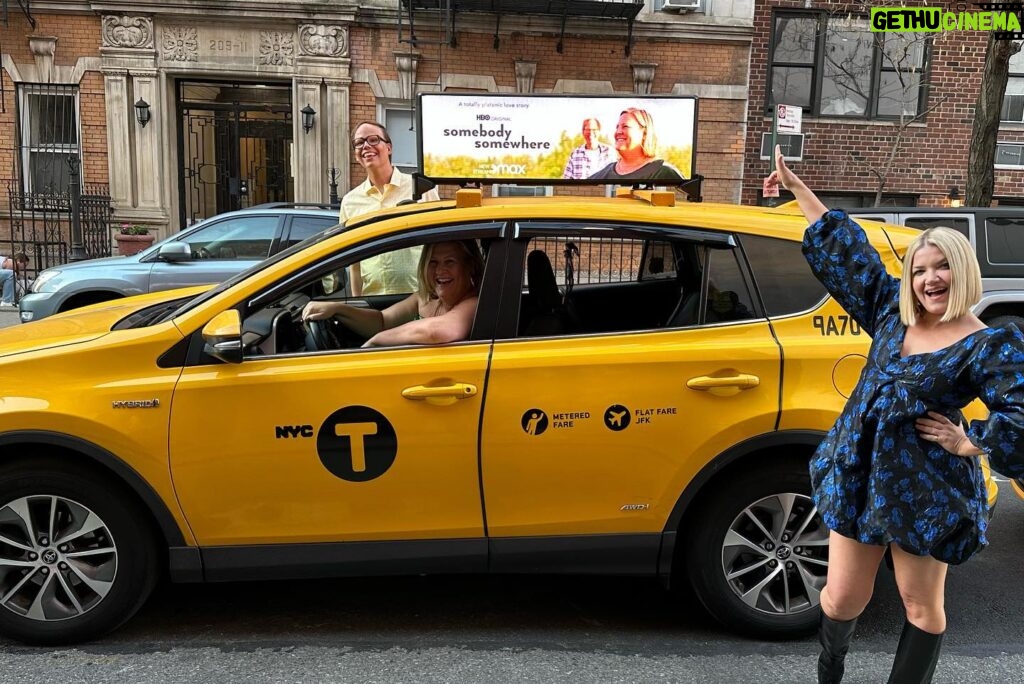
[340,168,439,295]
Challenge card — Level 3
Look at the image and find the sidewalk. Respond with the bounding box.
[0,309,21,328]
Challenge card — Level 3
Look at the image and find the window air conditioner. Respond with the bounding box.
[660,0,703,12]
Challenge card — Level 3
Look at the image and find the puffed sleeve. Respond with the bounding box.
[966,326,1024,478]
[801,209,900,337]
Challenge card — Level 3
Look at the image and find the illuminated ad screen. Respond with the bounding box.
[418,93,697,185]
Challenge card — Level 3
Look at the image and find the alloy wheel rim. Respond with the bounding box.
[0,495,117,621]
[720,492,828,616]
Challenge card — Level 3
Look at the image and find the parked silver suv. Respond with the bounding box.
[850,207,1024,332]
[19,204,338,323]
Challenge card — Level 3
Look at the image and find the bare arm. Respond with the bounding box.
[765,145,828,224]
[364,296,477,347]
[348,263,363,296]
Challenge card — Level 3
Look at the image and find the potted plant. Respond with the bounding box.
[114,223,155,256]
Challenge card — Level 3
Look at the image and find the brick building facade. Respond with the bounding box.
[0,0,753,259]
[743,1,1024,208]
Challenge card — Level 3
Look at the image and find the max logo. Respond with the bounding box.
[275,424,314,438]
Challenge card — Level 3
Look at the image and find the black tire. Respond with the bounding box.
[683,463,828,639]
[0,460,159,645]
[988,315,1024,334]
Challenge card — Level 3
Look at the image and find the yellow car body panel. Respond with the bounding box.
[169,344,490,545]
[482,322,780,537]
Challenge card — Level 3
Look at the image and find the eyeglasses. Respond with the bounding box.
[352,135,388,150]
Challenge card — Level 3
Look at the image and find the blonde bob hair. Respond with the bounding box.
[620,108,658,158]
[415,240,485,304]
[899,227,982,326]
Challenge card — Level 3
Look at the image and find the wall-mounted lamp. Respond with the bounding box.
[134,98,151,128]
[948,186,962,208]
[301,104,316,134]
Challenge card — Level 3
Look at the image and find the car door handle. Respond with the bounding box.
[686,374,760,390]
[401,383,478,405]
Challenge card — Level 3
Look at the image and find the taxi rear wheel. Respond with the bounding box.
[684,464,828,639]
[0,461,159,645]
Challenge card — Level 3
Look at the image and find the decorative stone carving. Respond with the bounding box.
[162,27,198,62]
[394,52,419,100]
[260,31,295,66]
[102,16,154,49]
[28,36,57,83]
[299,25,347,57]
[514,59,537,94]
[631,63,657,95]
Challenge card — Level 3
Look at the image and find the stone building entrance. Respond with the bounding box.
[176,80,294,227]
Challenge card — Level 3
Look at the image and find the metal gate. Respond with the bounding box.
[177,80,294,228]
[5,180,113,299]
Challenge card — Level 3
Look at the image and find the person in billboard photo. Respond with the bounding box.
[588,107,684,183]
[562,117,615,179]
[342,121,440,297]
[766,145,1024,684]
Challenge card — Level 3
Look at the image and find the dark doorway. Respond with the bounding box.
[177,80,294,228]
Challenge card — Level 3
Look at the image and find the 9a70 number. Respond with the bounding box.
[813,315,861,336]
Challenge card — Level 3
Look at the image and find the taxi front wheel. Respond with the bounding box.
[0,460,159,645]
[684,463,829,639]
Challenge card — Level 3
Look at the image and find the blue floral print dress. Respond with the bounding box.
[802,210,1024,565]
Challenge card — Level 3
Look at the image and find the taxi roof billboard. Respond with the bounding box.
[418,93,697,186]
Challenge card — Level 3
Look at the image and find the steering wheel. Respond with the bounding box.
[197,246,214,260]
[305,318,342,351]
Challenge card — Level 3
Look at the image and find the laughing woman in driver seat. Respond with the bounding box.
[301,240,484,347]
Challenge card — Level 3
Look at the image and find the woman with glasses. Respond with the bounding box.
[587,108,684,183]
[341,121,440,296]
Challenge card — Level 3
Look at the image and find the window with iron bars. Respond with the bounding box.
[17,83,81,195]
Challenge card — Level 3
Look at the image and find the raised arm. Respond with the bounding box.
[764,145,828,224]
[767,145,898,336]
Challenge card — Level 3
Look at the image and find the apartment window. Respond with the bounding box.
[378,105,419,173]
[768,12,928,119]
[1001,50,1024,122]
[652,0,704,11]
[996,142,1024,167]
[18,84,81,194]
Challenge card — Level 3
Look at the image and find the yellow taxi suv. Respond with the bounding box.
[0,188,997,645]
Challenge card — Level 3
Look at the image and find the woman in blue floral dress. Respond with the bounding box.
[766,147,1024,684]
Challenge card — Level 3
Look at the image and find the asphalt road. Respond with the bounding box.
[0,480,1022,682]
[0,309,19,328]
[1,309,1021,681]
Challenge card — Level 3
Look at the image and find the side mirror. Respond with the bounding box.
[202,309,243,364]
[158,241,192,262]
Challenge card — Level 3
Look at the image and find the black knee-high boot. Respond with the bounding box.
[886,620,944,684]
[818,612,858,684]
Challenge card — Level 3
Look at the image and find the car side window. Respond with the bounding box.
[985,216,1024,264]
[739,234,827,316]
[516,234,689,337]
[283,216,338,250]
[904,217,970,239]
[236,226,501,358]
[703,247,757,324]
[183,216,279,260]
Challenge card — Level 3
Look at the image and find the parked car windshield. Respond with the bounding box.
[156,223,343,323]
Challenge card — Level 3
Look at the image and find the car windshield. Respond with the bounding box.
[155,222,344,323]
